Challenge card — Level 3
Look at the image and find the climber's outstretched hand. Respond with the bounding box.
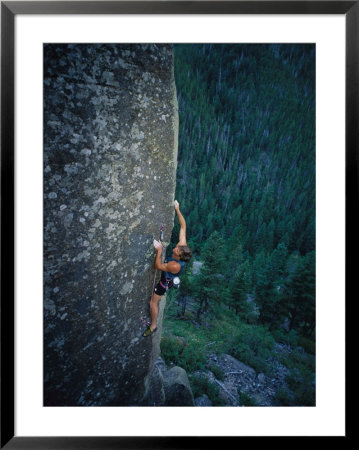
[174,200,180,211]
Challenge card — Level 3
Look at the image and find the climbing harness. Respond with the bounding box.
[159,261,185,292]
[159,276,180,291]
[172,276,181,289]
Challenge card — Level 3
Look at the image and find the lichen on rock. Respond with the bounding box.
[44,44,178,406]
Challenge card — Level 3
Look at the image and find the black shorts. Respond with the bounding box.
[154,272,173,296]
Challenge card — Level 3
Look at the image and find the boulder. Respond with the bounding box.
[257,373,266,384]
[162,366,195,406]
[195,394,213,407]
[142,357,196,407]
[154,356,168,375]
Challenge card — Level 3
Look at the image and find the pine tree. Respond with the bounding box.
[229,260,251,318]
[195,231,226,321]
[283,251,315,334]
[176,257,194,318]
[270,241,288,282]
[253,250,284,328]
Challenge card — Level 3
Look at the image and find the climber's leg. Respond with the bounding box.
[143,272,167,337]
[149,292,162,330]
[143,292,161,337]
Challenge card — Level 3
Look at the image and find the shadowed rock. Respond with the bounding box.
[195,394,213,407]
[162,366,195,406]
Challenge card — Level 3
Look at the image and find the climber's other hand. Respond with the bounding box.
[153,239,162,251]
[174,200,180,210]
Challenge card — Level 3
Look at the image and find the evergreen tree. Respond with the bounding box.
[195,231,226,321]
[176,257,194,318]
[283,251,315,334]
[229,260,251,319]
[253,250,285,328]
[270,241,288,282]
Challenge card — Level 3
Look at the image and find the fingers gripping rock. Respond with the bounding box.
[153,239,162,250]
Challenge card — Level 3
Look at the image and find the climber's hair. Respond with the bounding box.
[178,246,192,262]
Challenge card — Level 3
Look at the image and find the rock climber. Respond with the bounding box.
[142,200,192,337]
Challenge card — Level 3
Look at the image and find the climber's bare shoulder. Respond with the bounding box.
[155,260,181,274]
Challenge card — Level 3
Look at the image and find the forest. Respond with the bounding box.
[161,44,316,406]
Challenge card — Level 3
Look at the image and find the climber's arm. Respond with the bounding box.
[154,247,180,273]
[174,200,187,246]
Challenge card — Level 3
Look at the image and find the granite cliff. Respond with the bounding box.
[43,44,179,406]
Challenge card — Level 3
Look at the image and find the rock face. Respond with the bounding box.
[43,44,178,406]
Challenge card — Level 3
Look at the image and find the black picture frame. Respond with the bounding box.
[1,1,352,447]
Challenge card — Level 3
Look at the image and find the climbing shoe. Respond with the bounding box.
[142,325,157,337]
